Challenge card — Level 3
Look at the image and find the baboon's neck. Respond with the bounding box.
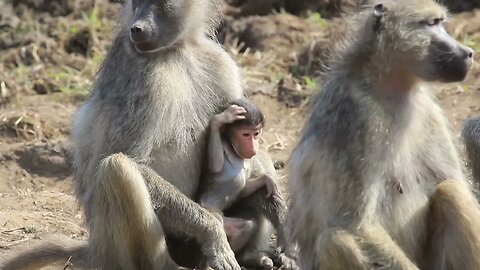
[374,70,417,95]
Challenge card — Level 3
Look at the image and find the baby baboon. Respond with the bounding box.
[198,98,292,269]
[287,1,480,269]
[2,0,293,269]
[463,117,480,184]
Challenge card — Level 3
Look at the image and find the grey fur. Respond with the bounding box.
[2,0,247,269]
[287,1,480,269]
[222,150,298,269]
[462,118,480,185]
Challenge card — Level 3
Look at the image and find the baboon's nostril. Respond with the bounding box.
[466,47,474,58]
[130,26,143,34]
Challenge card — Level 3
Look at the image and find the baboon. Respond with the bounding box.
[462,118,480,184]
[287,1,480,269]
[198,99,293,269]
[2,0,294,269]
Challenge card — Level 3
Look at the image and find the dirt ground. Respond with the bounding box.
[1,0,480,268]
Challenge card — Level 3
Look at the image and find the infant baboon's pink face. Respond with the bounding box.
[231,125,262,159]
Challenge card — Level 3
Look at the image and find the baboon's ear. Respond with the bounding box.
[373,3,387,33]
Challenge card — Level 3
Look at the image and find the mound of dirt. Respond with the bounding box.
[220,13,322,52]
[11,0,95,17]
[223,0,364,18]
[0,65,19,106]
[443,0,480,13]
[290,17,348,77]
[14,140,72,179]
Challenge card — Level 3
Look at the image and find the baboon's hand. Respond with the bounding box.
[263,175,280,198]
[274,247,300,270]
[214,105,246,126]
[276,253,299,270]
[202,221,241,270]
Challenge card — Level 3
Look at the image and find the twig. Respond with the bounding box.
[1,227,26,234]
[0,238,30,248]
[59,220,89,235]
[63,256,73,270]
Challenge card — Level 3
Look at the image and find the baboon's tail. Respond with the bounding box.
[462,118,480,184]
[1,239,90,270]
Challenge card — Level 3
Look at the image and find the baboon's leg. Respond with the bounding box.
[224,195,274,269]
[315,228,419,270]
[425,179,480,270]
[358,227,420,270]
[236,213,275,269]
[247,189,288,245]
[223,217,257,251]
[226,188,298,270]
[243,188,299,270]
[314,230,366,270]
[137,162,239,270]
[316,225,418,270]
[238,251,274,269]
[94,153,182,270]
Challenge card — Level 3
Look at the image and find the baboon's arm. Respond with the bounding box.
[208,117,226,174]
[139,164,241,270]
[240,176,267,198]
[139,164,223,240]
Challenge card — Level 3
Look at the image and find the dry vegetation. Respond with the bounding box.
[1,0,480,267]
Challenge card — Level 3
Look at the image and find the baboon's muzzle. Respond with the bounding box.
[432,37,474,82]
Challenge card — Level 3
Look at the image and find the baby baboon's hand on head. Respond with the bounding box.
[214,105,247,126]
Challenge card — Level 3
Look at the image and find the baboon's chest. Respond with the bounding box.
[145,59,230,197]
[377,153,437,261]
[150,142,204,197]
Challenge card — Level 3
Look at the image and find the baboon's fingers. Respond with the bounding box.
[274,252,299,270]
[428,179,480,270]
[238,251,274,270]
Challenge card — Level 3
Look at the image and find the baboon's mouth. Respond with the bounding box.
[132,41,162,53]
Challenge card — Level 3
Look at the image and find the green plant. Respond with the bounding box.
[308,12,327,28]
[83,5,100,33]
[463,34,480,52]
[302,76,317,90]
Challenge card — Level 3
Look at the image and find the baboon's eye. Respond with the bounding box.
[423,17,444,26]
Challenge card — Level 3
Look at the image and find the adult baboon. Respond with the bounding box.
[2,0,292,269]
[287,1,480,269]
[463,118,480,184]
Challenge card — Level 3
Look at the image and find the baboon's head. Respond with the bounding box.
[366,0,474,83]
[124,0,221,53]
